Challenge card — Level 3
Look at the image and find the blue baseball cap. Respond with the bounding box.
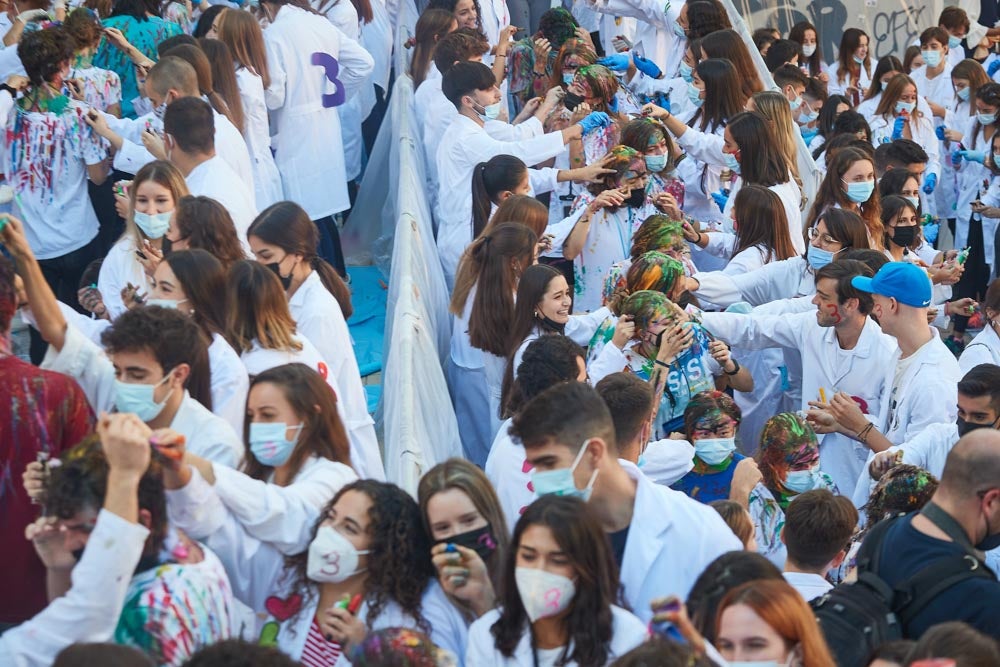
[850,261,932,308]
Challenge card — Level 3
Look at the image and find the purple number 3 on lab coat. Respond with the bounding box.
[311,52,345,108]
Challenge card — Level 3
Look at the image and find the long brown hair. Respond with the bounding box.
[750,91,803,192]
[732,185,797,263]
[874,73,922,122]
[217,7,271,88]
[417,459,510,597]
[248,202,353,319]
[225,260,303,353]
[700,30,764,101]
[548,38,596,91]
[162,249,228,339]
[316,0,373,23]
[197,38,246,132]
[172,196,246,271]
[952,59,990,114]
[488,195,548,237]
[467,223,537,357]
[491,496,619,665]
[162,43,239,129]
[242,363,352,481]
[692,58,746,133]
[836,28,870,83]
[726,111,788,187]
[409,8,456,89]
[716,580,836,667]
[805,147,882,244]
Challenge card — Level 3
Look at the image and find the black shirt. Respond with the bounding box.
[877,514,1000,640]
[609,524,630,570]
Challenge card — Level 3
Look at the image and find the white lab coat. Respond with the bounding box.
[208,332,250,437]
[477,0,510,62]
[827,61,873,98]
[323,0,367,182]
[466,605,647,666]
[0,510,149,667]
[869,112,941,217]
[693,255,814,308]
[960,324,1000,372]
[852,332,961,506]
[701,311,897,497]
[235,67,283,209]
[434,114,565,283]
[289,271,385,480]
[108,109,255,199]
[618,461,742,621]
[264,4,374,219]
[586,0,681,75]
[210,456,357,554]
[954,114,996,250]
[42,324,243,467]
[97,235,151,319]
[185,155,258,251]
[165,467,468,663]
[889,421,959,479]
[510,310,611,377]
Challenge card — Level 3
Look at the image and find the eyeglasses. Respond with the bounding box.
[807,226,839,246]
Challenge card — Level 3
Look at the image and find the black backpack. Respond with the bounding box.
[811,510,995,667]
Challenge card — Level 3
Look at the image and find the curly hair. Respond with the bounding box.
[491,496,618,666]
[45,436,168,556]
[19,26,74,86]
[864,463,938,523]
[171,196,246,271]
[283,480,435,632]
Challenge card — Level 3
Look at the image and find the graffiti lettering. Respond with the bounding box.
[872,5,927,60]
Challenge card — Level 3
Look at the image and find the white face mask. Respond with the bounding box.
[694,437,736,465]
[306,526,370,583]
[802,43,816,58]
[515,567,576,622]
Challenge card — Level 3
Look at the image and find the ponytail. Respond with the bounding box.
[471,162,492,240]
[312,256,353,320]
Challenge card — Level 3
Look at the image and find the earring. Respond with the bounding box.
[534,310,541,319]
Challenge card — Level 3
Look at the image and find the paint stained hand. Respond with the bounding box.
[612,315,635,349]
[318,605,366,650]
[431,543,493,604]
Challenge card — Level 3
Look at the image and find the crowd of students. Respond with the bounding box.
[4,0,1000,665]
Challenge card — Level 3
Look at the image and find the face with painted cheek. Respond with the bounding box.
[561,55,586,86]
[691,414,738,441]
[811,277,845,327]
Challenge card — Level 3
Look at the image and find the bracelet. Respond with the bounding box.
[724,359,741,376]
[857,422,875,443]
[497,52,508,58]
[695,231,703,245]
[654,359,670,368]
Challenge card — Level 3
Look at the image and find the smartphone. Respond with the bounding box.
[649,597,686,643]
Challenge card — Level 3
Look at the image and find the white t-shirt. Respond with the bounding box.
[783,571,833,602]
[2,100,107,259]
[887,350,921,433]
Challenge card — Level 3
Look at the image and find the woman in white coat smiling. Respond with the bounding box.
[466,495,647,666]
[259,0,374,276]
[162,475,468,664]
[248,202,385,481]
[215,8,283,209]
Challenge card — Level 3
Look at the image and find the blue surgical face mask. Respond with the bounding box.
[843,178,875,203]
[249,422,304,467]
[853,54,866,65]
[895,100,916,115]
[949,34,962,49]
[904,195,921,209]
[784,464,822,493]
[645,153,668,172]
[800,107,819,123]
[921,49,942,69]
[694,437,736,465]
[807,244,838,270]
[672,19,687,38]
[687,82,704,108]
[978,111,997,125]
[114,371,174,422]
[132,210,172,239]
[474,99,501,121]
[800,127,819,144]
[562,72,574,86]
[958,86,971,102]
[723,151,741,174]
[531,439,599,501]
[145,297,187,309]
[679,60,694,83]
[789,94,802,111]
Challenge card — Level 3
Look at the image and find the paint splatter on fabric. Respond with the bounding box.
[115,541,235,666]
[68,64,122,113]
[671,451,746,503]
[0,357,93,624]
[94,15,182,118]
[163,1,195,35]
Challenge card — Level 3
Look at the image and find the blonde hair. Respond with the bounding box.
[122,160,190,249]
[751,90,804,201]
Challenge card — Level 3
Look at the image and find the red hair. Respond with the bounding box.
[716,580,836,667]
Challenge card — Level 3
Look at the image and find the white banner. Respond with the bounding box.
[734,0,945,63]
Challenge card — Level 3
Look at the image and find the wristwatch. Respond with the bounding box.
[724,359,741,376]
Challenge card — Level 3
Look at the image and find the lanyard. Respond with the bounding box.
[919,501,984,561]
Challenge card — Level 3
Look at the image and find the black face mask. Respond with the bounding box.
[563,91,584,111]
[71,547,85,563]
[266,261,293,290]
[890,225,918,248]
[538,315,566,335]
[623,188,646,209]
[443,524,498,562]
[653,329,665,348]
[957,416,998,438]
